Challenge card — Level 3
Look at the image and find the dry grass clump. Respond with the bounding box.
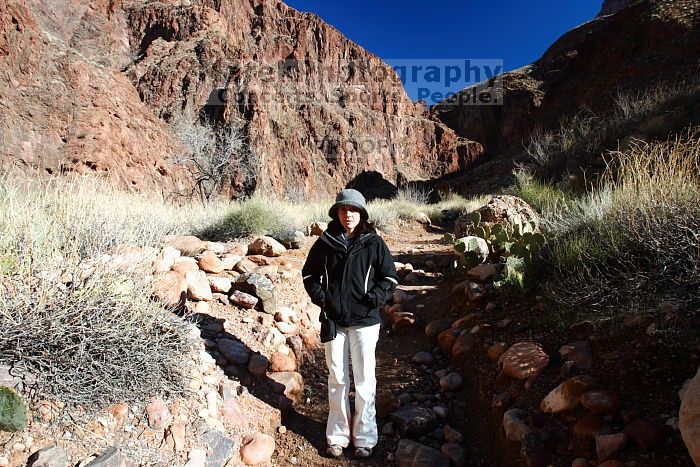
[198,195,331,239]
[512,167,575,221]
[199,186,487,238]
[0,176,206,407]
[526,78,700,183]
[545,129,700,314]
[368,187,488,232]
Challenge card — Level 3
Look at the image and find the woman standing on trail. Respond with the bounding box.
[302,188,399,459]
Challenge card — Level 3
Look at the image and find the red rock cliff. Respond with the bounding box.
[0,0,482,199]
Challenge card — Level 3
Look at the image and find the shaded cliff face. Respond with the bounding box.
[0,0,481,199]
[431,0,700,156]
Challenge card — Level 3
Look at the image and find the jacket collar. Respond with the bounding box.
[320,219,376,253]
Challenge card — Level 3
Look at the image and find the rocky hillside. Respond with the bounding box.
[431,0,700,156]
[0,0,481,198]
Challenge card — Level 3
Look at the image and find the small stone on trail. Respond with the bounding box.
[498,342,549,380]
[580,389,620,415]
[230,290,258,309]
[390,406,438,436]
[146,398,172,430]
[184,449,206,467]
[412,351,434,365]
[439,373,462,391]
[540,376,598,414]
[394,438,449,467]
[596,433,628,461]
[503,408,531,442]
[488,342,507,362]
[426,319,451,341]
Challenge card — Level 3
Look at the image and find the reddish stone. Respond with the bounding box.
[573,415,613,440]
[240,433,275,465]
[222,399,246,428]
[595,433,627,461]
[451,333,477,359]
[437,328,462,356]
[268,372,304,404]
[425,319,451,342]
[498,342,549,380]
[540,376,598,413]
[246,254,278,266]
[623,419,666,450]
[451,313,480,330]
[376,391,401,418]
[487,342,508,362]
[269,352,296,372]
[145,398,172,430]
[198,254,225,273]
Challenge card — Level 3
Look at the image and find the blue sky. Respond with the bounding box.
[284,0,602,103]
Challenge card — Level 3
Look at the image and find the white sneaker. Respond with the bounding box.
[326,444,343,458]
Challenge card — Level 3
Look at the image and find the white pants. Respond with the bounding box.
[324,323,380,449]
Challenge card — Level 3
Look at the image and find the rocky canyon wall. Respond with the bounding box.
[0,0,482,199]
[431,0,700,156]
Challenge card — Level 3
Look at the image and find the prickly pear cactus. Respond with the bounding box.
[0,386,28,432]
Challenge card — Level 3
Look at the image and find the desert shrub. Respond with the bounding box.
[0,177,204,407]
[525,78,700,184]
[199,195,331,239]
[512,167,575,222]
[366,199,400,232]
[545,130,700,313]
[368,189,488,232]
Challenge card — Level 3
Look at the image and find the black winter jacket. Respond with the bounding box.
[302,220,399,329]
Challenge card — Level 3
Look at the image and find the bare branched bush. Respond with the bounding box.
[0,271,193,407]
[172,117,258,203]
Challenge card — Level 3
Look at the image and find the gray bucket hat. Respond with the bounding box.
[328,188,368,220]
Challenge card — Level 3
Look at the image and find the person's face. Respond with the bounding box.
[338,205,361,233]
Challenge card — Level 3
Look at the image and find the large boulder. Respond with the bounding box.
[681,367,700,464]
